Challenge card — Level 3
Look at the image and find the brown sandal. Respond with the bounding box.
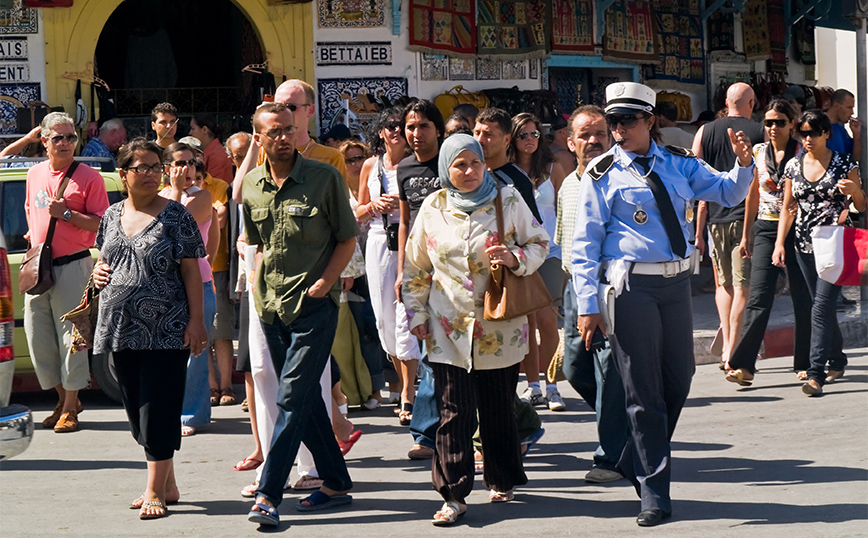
[219,387,237,406]
[210,388,220,406]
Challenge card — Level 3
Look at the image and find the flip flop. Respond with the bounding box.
[234,457,263,471]
[181,425,196,437]
[293,475,324,491]
[725,369,753,387]
[339,430,362,456]
[248,502,279,526]
[432,501,466,526]
[129,494,179,509]
[139,500,167,520]
[296,491,353,512]
[489,490,514,503]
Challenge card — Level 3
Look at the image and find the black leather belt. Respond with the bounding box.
[52,250,91,267]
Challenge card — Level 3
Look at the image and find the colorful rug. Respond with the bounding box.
[767,0,787,73]
[477,0,551,59]
[551,0,595,54]
[408,0,476,57]
[317,0,386,28]
[742,0,771,61]
[706,12,735,53]
[649,0,704,85]
[601,0,658,64]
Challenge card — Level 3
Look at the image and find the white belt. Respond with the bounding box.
[631,259,691,278]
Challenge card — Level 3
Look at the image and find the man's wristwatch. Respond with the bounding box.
[62,209,72,222]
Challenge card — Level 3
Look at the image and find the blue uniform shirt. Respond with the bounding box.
[571,140,755,315]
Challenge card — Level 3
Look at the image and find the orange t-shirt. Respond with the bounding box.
[204,137,234,184]
[25,160,109,258]
[202,173,231,272]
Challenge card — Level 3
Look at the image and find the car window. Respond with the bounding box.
[108,191,124,205]
[1,181,28,253]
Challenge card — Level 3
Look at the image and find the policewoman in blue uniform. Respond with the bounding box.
[571,83,756,527]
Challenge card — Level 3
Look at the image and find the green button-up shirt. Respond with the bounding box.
[242,153,359,325]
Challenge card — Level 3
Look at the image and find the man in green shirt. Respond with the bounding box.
[242,102,358,527]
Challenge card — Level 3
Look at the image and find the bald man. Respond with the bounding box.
[692,83,765,367]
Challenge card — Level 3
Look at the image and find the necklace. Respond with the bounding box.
[299,139,314,157]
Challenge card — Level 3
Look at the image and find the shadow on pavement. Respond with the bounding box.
[0,458,145,471]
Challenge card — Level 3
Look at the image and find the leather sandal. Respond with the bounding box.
[725,368,754,387]
[210,388,220,406]
[432,501,466,526]
[219,387,237,406]
[398,402,413,426]
[489,490,514,503]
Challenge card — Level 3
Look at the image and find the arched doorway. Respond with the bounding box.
[94,0,264,138]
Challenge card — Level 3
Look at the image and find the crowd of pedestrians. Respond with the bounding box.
[10,77,863,527]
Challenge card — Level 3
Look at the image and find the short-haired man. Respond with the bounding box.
[826,89,862,162]
[473,107,542,223]
[655,102,694,148]
[81,118,127,168]
[151,102,179,149]
[243,103,358,527]
[556,105,627,484]
[549,114,578,174]
[692,83,765,366]
[24,112,109,432]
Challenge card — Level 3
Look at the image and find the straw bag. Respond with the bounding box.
[60,276,100,353]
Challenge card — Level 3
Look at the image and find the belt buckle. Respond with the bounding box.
[662,261,678,278]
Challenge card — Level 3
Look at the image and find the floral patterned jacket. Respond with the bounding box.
[402,186,549,371]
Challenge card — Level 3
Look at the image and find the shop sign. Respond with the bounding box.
[0,37,28,60]
[0,63,29,82]
[316,42,392,66]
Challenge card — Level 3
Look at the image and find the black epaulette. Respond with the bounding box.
[664,145,697,158]
[587,155,615,181]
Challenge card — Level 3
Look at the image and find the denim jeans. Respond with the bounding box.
[181,282,216,428]
[255,295,352,507]
[729,222,812,373]
[346,277,386,391]
[562,283,628,471]
[796,250,847,384]
[409,357,439,449]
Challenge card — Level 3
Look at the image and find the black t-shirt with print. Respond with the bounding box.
[397,153,440,228]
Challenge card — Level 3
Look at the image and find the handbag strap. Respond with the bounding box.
[493,184,505,245]
[44,161,79,247]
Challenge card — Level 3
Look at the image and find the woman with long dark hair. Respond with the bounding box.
[772,109,866,396]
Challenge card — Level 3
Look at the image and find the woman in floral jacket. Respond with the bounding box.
[402,134,549,525]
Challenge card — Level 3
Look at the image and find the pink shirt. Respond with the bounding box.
[203,138,233,184]
[160,186,212,284]
[25,160,109,258]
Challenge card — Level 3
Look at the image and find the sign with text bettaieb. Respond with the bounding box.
[316,42,392,66]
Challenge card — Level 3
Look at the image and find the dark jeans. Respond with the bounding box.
[729,221,812,373]
[346,277,387,391]
[562,284,628,471]
[409,357,439,449]
[255,296,353,507]
[796,250,847,384]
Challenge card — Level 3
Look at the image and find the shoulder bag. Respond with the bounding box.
[483,186,551,321]
[19,161,79,295]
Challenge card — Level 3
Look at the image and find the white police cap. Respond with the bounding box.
[604,82,656,115]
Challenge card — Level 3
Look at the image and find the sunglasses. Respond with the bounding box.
[345,155,366,164]
[171,159,199,167]
[384,120,403,131]
[606,114,643,129]
[518,130,541,140]
[286,103,311,112]
[48,133,79,144]
[798,129,826,138]
[125,164,163,175]
[764,119,789,128]
[263,126,298,140]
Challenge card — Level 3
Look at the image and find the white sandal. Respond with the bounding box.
[432,501,466,526]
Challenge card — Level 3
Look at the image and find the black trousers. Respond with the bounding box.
[729,221,812,373]
[113,348,189,461]
[431,362,527,502]
[610,272,694,514]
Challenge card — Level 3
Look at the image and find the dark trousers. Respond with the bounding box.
[346,276,387,391]
[256,296,353,507]
[729,222,812,373]
[431,362,527,502]
[796,251,847,384]
[610,272,695,514]
[562,283,628,471]
[114,348,188,461]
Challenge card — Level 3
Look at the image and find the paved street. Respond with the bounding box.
[2,351,867,537]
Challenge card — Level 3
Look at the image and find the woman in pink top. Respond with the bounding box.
[190,114,233,183]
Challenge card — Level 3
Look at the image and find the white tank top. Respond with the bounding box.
[366,156,400,227]
[534,171,560,260]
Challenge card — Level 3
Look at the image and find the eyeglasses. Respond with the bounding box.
[286,103,311,112]
[384,120,402,131]
[171,159,199,167]
[125,164,163,175]
[798,129,826,138]
[262,126,298,140]
[518,130,541,140]
[345,155,366,164]
[48,133,79,144]
[606,114,643,129]
[764,119,789,128]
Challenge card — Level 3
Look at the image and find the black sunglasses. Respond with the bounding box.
[764,119,789,128]
[798,129,826,138]
[49,133,79,144]
[518,130,541,140]
[606,114,643,129]
[172,159,199,167]
[345,155,366,164]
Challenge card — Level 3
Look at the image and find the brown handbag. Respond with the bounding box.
[18,162,78,295]
[483,186,552,321]
[60,275,99,353]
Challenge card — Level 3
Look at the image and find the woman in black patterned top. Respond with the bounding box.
[772,110,866,397]
[92,139,207,520]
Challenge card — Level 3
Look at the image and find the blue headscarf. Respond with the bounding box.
[438,134,498,214]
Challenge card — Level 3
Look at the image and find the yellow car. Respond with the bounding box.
[0,161,125,401]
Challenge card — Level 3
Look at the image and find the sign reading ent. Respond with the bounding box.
[316,42,392,66]
[0,63,29,82]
